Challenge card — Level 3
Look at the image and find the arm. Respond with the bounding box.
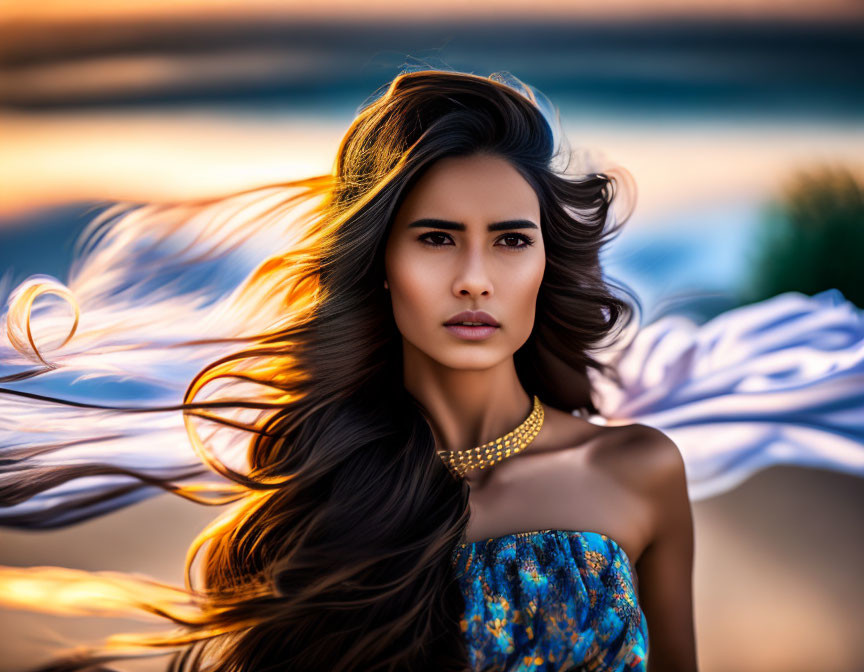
[633,426,699,672]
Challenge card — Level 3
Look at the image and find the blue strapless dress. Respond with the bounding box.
[451,529,648,671]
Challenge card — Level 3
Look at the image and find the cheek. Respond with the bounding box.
[388,251,439,323]
[513,288,540,333]
[501,259,544,342]
[509,258,545,306]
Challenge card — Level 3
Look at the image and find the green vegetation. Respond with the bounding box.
[742,164,864,308]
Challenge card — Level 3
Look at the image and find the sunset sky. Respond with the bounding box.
[2,0,862,22]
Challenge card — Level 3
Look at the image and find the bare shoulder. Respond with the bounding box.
[591,423,688,498]
[576,422,690,562]
[605,426,698,669]
[467,412,689,566]
[591,423,690,534]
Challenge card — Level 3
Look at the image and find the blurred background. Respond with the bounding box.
[0,1,862,670]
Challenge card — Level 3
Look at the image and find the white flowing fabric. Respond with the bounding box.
[586,287,864,501]
[1,286,862,527]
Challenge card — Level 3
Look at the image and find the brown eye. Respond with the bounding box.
[417,232,535,250]
[417,232,453,247]
[497,233,535,250]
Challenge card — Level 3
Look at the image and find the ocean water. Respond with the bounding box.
[2,18,861,121]
[1,18,861,323]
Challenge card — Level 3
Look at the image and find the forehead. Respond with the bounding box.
[394,153,540,223]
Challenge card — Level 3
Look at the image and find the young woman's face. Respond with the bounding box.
[384,152,546,370]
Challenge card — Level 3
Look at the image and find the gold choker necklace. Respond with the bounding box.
[437,395,544,479]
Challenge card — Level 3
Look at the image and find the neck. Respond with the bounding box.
[401,340,534,456]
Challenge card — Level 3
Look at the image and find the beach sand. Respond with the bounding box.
[0,463,861,671]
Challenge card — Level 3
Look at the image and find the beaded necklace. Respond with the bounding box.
[436,395,544,479]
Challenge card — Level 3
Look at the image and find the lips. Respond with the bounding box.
[443,310,500,327]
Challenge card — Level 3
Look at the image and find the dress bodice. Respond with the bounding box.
[451,529,648,671]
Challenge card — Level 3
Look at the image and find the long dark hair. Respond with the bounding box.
[0,68,637,671]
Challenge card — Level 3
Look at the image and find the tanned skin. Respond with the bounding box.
[383,152,699,671]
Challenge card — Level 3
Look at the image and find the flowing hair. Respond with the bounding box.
[0,68,638,671]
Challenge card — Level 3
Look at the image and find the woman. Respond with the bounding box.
[383,149,696,671]
[0,68,711,671]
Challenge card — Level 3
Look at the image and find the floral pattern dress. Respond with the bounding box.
[452,529,648,671]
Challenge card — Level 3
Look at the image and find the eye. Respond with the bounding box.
[497,233,535,250]
[417,232,454,247]
[417,232,535,250]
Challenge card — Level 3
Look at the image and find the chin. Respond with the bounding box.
[438,350,509,370]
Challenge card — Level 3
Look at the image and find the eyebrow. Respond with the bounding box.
[406,218,539,232]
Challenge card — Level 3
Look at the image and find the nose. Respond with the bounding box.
[452,247,493,298]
